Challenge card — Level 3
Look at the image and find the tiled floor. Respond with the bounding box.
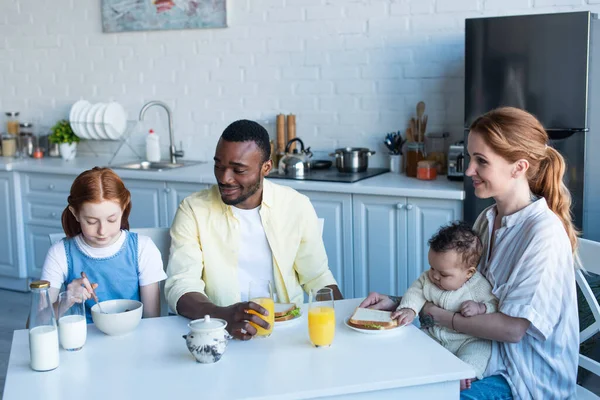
[1,288,599,398]
[0,289,30,398]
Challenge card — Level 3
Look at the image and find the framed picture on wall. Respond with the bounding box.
[101,0,227,33]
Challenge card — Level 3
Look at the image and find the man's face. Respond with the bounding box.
[213,139,272,209]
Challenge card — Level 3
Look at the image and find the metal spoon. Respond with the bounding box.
[81,272,106,314]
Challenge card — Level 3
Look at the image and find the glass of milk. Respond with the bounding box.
[58,291,87,351]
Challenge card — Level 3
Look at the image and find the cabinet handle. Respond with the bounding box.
[48,184,55,190]
[406,204,413,210]
[164,188,171,193]
[396,204,404,209]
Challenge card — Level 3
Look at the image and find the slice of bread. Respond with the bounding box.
[348,307,399,330]
[274,303,300,321]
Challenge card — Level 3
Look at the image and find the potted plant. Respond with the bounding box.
[49,120,80,161]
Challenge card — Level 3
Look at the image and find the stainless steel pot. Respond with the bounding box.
[330,147,376,173]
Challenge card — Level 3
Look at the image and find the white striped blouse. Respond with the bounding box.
[473,198,578,400]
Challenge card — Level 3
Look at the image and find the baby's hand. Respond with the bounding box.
[391,308,416,326]
[460,300,486,317]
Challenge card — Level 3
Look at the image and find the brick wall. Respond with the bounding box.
[1,0,599,165]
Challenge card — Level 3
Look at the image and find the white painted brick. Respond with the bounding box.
[210,67,243,81]
[321,66,360,80]
[297,112,336,125]
[343,35,384,50]
[254,53,292,67]
[219,54,254,68]
[319,95,358,111]
[380,111,409,127]
[361,65,403,79]
[182,55,220,70]
[305,37,344,52]
[141,70,176,85]
[306,6,344,20]
[410,14,460,31]
[256,82,294,96]
[368,48,413,64]
[329,50,368,65]
[291,52,329,66]
[246,67,281,81]
[222,83,257,96]
[484,0,531,9]
[280,96,318,111]
[231,39,266,54]
[335,80,375,94]
[267,38,303,53]
[412,44,463,62]
[361,96,405,111]
[410,0,435,14]
[376,79,421,94]
[211,27,250,40]
[436,0,480,12]
[324,19,368,34]
[390,2,411,15]
[249,0,285,12]
[295,81,334,95]
[206,97,245,111]
[421,78,464,94]
[282,67,319,80]
[191,110,225,124]
[368,17,410,35]
[533,0,582,5]
[267,8,304,22]
[104,46,134,60]
[344,3,388,19]
[242,96,279,110]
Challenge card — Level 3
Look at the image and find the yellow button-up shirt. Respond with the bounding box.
[165,179,337,312]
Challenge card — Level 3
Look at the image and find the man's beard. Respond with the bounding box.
[219,178,262,206]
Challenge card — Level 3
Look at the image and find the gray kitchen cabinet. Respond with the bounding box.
[0,172,22,278]
[353,195,462,298]
[166,182,209,224]
[298,191,354,298]
[123,179,168,229]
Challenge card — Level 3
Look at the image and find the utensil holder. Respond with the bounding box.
[389,154,402,174]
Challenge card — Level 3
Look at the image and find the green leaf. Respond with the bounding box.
[49,119,80,144]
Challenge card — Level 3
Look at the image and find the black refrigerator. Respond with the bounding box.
[463,11,600,235]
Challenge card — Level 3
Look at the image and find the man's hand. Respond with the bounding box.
[391,308,416,326]
[460,300,486,317]
[219,301,270,341]
[358,292,398,311]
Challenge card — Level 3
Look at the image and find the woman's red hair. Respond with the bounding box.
[61,167,131,237]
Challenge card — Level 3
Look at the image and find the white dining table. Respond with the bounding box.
[4,298,474,400]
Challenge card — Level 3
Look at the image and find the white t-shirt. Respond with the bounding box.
[41,230,167,290]
[231,206,275,301]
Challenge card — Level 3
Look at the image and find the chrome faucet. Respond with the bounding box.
[139,100,184,164]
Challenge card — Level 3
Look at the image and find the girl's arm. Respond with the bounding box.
[424,302,530,343]
[140,282,161,318]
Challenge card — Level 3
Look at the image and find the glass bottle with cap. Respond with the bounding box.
[28,280,59,372]
[5,112,20,136]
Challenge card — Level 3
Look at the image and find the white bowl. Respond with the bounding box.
[91,299,143,336]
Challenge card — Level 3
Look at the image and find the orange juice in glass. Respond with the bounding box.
[248,280,274,338]
[308,287,335,347]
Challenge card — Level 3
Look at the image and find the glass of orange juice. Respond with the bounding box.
[248,279,274,338]
[308,287,335,347]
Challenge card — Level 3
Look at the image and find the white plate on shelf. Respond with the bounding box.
[73,102,92,139]
[343,317,404,335]
[103,102,127,139]
[274,310,304,328]
[69,100,90,138]
[93,103,109,140]
[85,103,104,140]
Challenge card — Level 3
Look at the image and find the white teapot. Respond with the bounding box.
[183,315,232,363]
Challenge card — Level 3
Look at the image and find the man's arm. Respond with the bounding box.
[326,284,343,300]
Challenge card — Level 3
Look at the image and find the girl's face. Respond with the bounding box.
[465,131,518,200]
[71,200,123,248]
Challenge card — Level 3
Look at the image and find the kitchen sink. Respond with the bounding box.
[111,160,202,172]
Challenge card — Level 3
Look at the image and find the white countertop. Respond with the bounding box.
[4,299,474,400]
[0,156,465,200]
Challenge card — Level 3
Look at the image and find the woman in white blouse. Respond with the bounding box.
[361,107,579,399]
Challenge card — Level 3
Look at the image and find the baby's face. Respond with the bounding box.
[427,250,474,291]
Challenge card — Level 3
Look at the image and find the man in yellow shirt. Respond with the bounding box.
[165,120,343,340]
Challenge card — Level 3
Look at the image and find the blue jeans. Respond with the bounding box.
[460,375,513,400]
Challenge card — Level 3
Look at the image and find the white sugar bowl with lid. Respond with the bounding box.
[183,315,232,364]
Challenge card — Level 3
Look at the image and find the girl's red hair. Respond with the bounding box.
[61,167,131,237]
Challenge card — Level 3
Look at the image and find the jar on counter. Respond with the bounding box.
[405,142,425,178]
[417,160,438,180]
[425,132,448,175]
[6,112,20,136]
[1,135,17,157]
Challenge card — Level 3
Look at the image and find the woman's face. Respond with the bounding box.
[465,131,517,200]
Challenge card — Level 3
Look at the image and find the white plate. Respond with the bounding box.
[69,100,90,138]
[343,317,404,335]
[85,103,104,140]
[74,102,92,139]
[274,310,304,328]
[93,103,109,139]
[103,102,127,139]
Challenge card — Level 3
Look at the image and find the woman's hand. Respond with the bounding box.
[358,292,398,311]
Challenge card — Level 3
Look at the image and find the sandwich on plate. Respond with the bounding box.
[347,307,399,330]
[274,303,301,322]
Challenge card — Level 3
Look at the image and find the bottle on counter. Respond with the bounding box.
[146,129,161,162]
[28,280,59,372]
[6,112,20,136]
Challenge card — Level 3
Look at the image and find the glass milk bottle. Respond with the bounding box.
[28,280,59,371]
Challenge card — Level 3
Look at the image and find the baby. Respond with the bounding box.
[392,221,497,390]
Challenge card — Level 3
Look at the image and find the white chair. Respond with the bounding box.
[576,238,600,399]
[48,227,171,316]
[318,217,324,236]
